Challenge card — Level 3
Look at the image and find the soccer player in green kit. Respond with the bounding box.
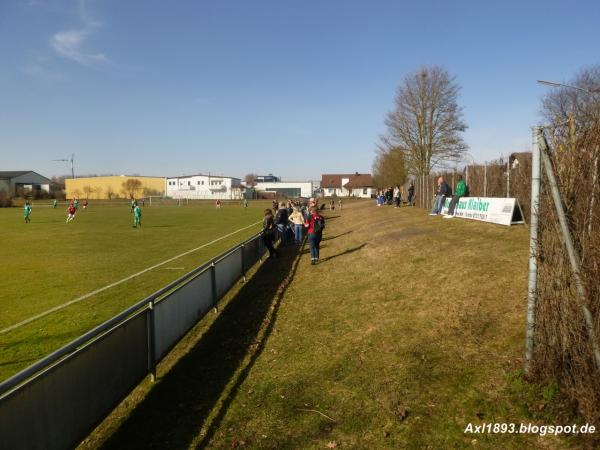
[53,199,58,208]
[23,201,32,223]
[73,198,79,210]
[133,204,142,228]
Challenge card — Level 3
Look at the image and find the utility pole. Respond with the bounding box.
[53,154,75,179]
[483,162,487,197]
[506,158,510,198]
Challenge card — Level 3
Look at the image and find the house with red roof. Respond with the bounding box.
[320,172,375,198]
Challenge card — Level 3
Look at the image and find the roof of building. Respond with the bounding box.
[167,173,240,180]
[0,171,50,181]
[321,173,373,188]
[0,171,33,179]
[509,152,532,163]
[343,174,374,188]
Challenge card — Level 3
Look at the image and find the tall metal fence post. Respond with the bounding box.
[241,244,246,283]
[147,299,156,382]
[525,126,542,371]
[539,133,600,372]
[211,262,217,312]
[484,162,487,197]
[506,158,510,198]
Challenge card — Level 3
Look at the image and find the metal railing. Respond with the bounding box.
[0,232,266,450]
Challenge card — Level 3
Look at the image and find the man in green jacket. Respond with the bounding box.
[444,175,467,219]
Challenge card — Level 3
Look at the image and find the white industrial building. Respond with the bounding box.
[252,181,315,198]
[166,174,242,199]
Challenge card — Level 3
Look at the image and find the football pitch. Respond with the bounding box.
[0,200,269,382]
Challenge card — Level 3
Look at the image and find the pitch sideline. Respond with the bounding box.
[0,220,262,335]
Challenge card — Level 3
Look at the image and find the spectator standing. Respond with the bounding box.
[262,209,278,258]
[394,186,401,208]
[338,198,343,210]
[444,174,466,219]
[275,202,289,244]
[304,206,325,265]
[407,183,415,206]
[288,207,305,245]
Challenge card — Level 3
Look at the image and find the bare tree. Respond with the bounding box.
[121,179,143,198]
[105,185,115,200]
[82,185,93,199]
[381,66,468,177]
[541,66,600,151]
[244,173,258,187]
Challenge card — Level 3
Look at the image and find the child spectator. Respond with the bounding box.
[304,206,325,265]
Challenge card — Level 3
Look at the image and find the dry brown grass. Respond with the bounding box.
[82,200,587,449]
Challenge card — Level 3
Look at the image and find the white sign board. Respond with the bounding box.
[441,197,524,226]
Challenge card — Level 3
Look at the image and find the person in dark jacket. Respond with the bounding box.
[275,203,289,244]
[407,183,415,206]
[304,206,325,265]
[262,209,278,257]
[444,175,466,218]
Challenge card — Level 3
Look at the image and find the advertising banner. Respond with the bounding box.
[441,197,525,226]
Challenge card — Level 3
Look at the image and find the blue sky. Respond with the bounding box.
[1,0,599,180]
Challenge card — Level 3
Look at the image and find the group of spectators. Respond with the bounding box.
[373,176,469,218]
[429,175,468,218]
[263,198,325,265]
[376,183,415,208]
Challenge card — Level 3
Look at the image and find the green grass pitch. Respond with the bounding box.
[0,200,269,381]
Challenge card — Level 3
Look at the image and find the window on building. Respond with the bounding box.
[329,188,333,194]
[363,188,368,195]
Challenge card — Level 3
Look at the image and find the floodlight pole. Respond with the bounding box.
[537,80,599,95]
[525,127,542,371]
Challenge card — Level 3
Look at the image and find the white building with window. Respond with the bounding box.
[320,173,375,198]
[166,174,242,199]
[252,181,314,198]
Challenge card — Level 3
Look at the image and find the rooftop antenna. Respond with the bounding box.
[53,153,75,179]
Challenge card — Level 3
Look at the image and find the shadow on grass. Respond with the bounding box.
[320,243,367,263]
[322,230,353,241]
[99,245,302,450]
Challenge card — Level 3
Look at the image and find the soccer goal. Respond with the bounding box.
[147,196,171,207]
